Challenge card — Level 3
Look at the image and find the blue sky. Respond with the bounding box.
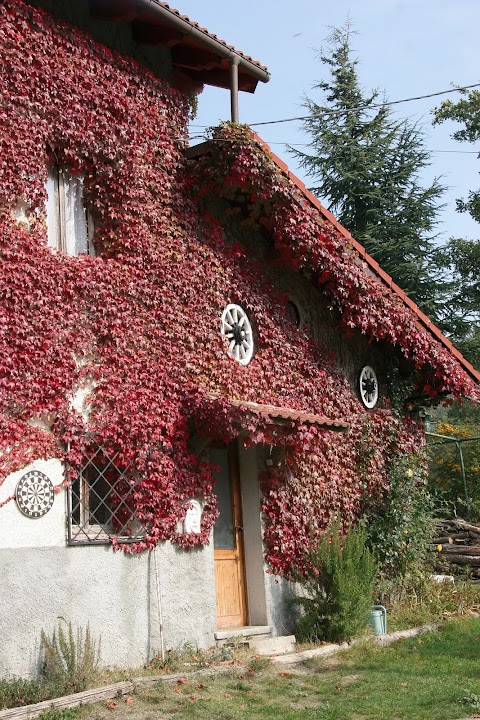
[179,0,480,243]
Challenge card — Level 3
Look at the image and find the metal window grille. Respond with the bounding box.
[67,441,145,544]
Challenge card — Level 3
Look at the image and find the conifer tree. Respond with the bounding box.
[291,23,445,317]
[433,88,480,368]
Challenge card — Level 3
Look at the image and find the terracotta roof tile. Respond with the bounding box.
[156,2,269,74]
[227,398,349,431]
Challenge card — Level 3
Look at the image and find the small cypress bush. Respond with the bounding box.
[293,522,378,643]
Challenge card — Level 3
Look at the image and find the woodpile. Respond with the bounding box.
[429,518,480,580]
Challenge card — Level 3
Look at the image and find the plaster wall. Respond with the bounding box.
[0,462,217,679]
[0,540,216,679]
[0,446,293,680]
[0,459,65,549]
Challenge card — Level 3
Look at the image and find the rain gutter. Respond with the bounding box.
[136,0,270,122]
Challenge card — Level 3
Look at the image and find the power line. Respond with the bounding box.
[188,133,479,155]
[189,82,480,130]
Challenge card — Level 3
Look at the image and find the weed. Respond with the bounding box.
[40,622,100,692]
[148,643,224,673]
[463,690,480,712]
[246,655,271,673]
[38,709,81,720]
[381,574,480,630]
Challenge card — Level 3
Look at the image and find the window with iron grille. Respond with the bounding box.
[68,441,145,544]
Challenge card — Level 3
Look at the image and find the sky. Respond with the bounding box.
[178,0,480,244]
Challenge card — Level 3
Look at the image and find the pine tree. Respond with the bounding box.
[433,88,480,223]
[291,23,445,317]
[432,89,480,368]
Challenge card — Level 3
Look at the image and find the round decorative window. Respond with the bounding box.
[359,365,379,409]
[221,304,254,365]
[286,300,302,329]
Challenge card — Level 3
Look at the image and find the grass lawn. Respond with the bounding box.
[79,617,480,720]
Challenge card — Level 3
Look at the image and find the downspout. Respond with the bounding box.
[230,57,240,123]
[153,546,165,663]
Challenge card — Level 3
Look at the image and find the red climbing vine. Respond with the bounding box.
[0,1,476,574]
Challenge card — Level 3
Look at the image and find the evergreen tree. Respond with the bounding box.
[434,237,480,368]
[291,23,445,317]
[433,89,480,368]
[433,88,480,223]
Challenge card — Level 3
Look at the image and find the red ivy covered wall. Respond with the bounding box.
[0,1,476,575]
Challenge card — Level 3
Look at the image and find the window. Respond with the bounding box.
[68,440,144,544]
[220,303,254,365]
[46,164,94,256]
[359,365,379,409]
[286,300,302,329]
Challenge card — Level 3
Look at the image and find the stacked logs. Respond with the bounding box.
[429,518,480,580]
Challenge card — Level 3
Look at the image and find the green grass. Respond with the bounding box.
[0,678,75,710]
[80,617,480,720]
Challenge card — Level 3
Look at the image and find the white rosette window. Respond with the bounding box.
[221,303,254,365]
[359,365,379,409]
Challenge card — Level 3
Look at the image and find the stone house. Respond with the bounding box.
[0,0,478,678]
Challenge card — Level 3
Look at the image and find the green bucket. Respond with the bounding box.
[368,605,387,635]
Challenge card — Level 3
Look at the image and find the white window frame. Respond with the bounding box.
[46,164,94,256]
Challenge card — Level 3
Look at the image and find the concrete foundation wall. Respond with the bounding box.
[0,540,216,679]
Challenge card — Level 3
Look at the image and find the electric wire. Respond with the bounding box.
[189,81,480,129]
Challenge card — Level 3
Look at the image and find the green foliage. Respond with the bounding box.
[377,572,480,629]
[433,237,480,368]
[432,89,480,367]
[447,398,480,424]
[0,678,56,710]
[428,420,480,521]
[291,22,445,316]
[365,453,436,579]
[433,88,480,223]
[292,522,378,643]
[0,677,85,711]
[40,622,100,692]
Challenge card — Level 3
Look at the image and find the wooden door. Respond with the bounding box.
[212,445,248,629]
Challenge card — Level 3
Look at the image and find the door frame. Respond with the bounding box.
[213,443,249,629]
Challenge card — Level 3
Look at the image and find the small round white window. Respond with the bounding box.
[359,365,378,409]
[221,304,254,365]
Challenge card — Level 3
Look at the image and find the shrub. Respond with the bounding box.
[40,622,100,692]
[292,522,378,643]
[365,452,436,580]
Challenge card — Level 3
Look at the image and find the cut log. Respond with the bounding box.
[437,554,480,566]
[443,519,480,535]
[434,546,480,556]
[431,532,470,544]
[0,681,134,720]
